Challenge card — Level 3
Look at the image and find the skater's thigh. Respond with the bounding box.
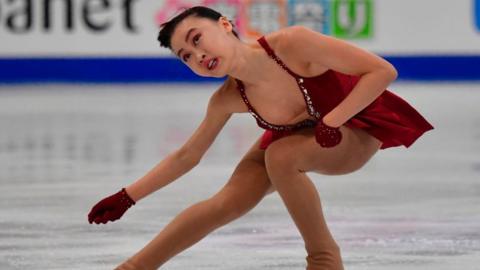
[213,136,272,205]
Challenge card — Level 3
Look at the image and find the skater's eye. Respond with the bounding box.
[180,33,201,62]
[193,34,201,46]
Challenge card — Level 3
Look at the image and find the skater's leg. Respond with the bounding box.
[264,163,343,270]
[263,126,381,270]
[115,137,273,270]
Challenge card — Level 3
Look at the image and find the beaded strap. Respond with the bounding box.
[257,36,300,79]
[297,77,322,120]
[257,36,322,121]
[232,36,323,131]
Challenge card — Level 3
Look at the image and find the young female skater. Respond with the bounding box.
[87,6,434,270]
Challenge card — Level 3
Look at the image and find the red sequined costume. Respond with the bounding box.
[234,36,434,150]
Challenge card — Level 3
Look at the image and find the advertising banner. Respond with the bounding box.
[1,0,479,82]
[1,0,480,56]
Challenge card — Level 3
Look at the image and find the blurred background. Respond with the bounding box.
[0,1,479,269]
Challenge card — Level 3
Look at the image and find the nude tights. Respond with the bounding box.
[114,173,343,270]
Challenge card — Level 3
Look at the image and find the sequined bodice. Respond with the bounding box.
[234,36,322,131]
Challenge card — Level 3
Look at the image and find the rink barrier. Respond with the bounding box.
[0,55,479,83]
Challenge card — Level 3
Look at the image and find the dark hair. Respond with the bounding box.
[157,6,240,50]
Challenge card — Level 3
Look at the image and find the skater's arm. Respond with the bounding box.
[125,77,240,202]
[282,25,397,127]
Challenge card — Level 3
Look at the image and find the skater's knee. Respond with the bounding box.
[209,196,244,222]
[208,192,257,223]
[264,144,304,180]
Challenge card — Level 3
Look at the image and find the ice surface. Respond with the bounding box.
[0,82,479,269]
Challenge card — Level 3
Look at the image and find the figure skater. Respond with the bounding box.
[87,6,434,270]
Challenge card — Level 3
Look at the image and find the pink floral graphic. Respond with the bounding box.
[155,0,242,35]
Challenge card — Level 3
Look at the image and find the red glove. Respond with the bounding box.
[315,119,342,148]
[88,188,136,224]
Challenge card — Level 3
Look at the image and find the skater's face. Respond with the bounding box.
[170,16,234,78]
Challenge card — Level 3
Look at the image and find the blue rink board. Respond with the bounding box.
[0,55,480,83]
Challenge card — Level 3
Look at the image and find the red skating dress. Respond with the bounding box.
[234,36,434,150]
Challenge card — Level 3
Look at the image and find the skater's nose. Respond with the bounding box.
[197,53,206,66]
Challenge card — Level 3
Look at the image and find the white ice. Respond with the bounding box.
[0,82,479,269]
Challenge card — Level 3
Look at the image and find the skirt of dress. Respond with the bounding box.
[259,89,434,151]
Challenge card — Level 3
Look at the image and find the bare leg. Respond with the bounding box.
[115,140,271,270]
[264,151,344,270]
[261,124,384,269]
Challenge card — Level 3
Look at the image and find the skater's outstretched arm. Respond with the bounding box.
[125,76,243,203]
[87,77,245,224]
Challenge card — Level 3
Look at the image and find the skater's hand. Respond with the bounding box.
[315,118,342,148]
[88,188,136,224]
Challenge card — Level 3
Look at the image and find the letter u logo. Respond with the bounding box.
[332,0,373,39]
